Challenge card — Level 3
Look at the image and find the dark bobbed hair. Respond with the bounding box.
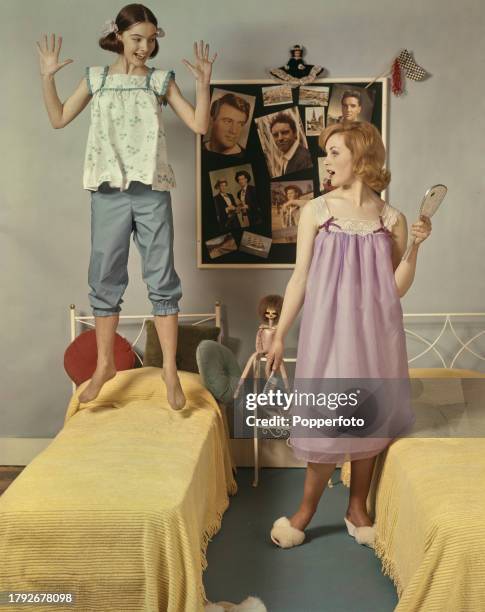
[258,294,284,323]
[99,4,159,57]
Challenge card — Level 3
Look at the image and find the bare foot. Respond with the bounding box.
[288,507,315,532]
[79,364,117,403]
[161,368,186,410]
[345,507,373,527]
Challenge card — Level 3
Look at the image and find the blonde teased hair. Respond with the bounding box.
[318,121,390,192]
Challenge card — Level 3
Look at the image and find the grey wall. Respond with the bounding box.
[1,0,484,437]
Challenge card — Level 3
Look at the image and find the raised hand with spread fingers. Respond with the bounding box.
[36,33,73,76]
[182,40,217,85]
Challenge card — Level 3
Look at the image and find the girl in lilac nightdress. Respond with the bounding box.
[267,121,432,549]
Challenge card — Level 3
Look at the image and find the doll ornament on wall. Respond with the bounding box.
[269,44,324,87]
[235,295,290,399]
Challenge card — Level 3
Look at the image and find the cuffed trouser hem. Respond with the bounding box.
[92,307,121,317]
[152,303,180,316]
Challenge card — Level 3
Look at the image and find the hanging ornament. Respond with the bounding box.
[391,58,403,96]
[366,48,429,96]
[397,49,427,81]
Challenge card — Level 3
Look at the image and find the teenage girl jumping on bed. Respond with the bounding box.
[37,4,216,410]
[266,121,432,548]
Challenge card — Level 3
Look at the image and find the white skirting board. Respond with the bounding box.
[0,438,52,466]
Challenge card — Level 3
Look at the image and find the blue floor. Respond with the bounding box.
[204,468,398,612]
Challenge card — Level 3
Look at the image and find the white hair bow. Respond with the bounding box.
[101,20,118,36]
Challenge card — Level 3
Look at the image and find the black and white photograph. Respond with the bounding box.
[210,175,249,231]
[239,231,272,259]
[262,84,293,106]
[209,164,263,231]
[305,107,325,136]
[233,167,264,227]
[255,107,312,179]
[299,85,330,106]
[197,79,386,267]
[203,88,256,157]
[205,233,238,259]
[327,84,375,125]
[270,180,314,243]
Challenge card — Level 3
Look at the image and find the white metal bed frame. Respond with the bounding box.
[68,301,222,393]
[403,312,485,368]
[67,306,485,485]
[250,312,485,486]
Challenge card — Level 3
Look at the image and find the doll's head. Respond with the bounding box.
[99,4,163,61]
[319,121,390,192]
[290,44,304,60]
[258,295,283,325]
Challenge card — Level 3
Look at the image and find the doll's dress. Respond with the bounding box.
[289,196,415,463]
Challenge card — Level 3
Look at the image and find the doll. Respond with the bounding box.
[235,295,289,398]
[269,44,324,86]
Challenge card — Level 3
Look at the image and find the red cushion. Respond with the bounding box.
[64,330,136,385]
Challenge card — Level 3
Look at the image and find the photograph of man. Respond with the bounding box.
[327,85,375,125]
[235,170,263,226]
[212,179,249,231]
[255,108,312,179]
[203,89,255,157]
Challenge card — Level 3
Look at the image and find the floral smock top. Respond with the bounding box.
[83,66,176,192]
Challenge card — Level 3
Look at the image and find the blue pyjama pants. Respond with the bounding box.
[88,182,182,317]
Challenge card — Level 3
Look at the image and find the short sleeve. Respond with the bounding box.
[85,66,106,95]
[151,69,175,104]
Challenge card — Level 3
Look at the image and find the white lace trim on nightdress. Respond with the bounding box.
[312,195,400,235]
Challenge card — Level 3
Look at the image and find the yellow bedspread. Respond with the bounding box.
[0,367,237,611]
[372,437,485,611]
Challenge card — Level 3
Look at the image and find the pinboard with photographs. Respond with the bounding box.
[197,78,388,268]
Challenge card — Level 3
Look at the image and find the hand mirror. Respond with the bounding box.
[402,184,447,261]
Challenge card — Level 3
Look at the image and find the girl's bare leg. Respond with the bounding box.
[79,315,118,403]
[345,456,377,526]
[153,314,186,410]
[289,461,337,531]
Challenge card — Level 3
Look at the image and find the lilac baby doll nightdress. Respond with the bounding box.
[289,196,415,463]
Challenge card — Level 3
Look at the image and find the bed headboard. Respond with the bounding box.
[403,312,485,370]
[68,302,223,392]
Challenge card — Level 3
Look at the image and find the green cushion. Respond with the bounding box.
[196,340,242,404]
[143,321,220,373]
